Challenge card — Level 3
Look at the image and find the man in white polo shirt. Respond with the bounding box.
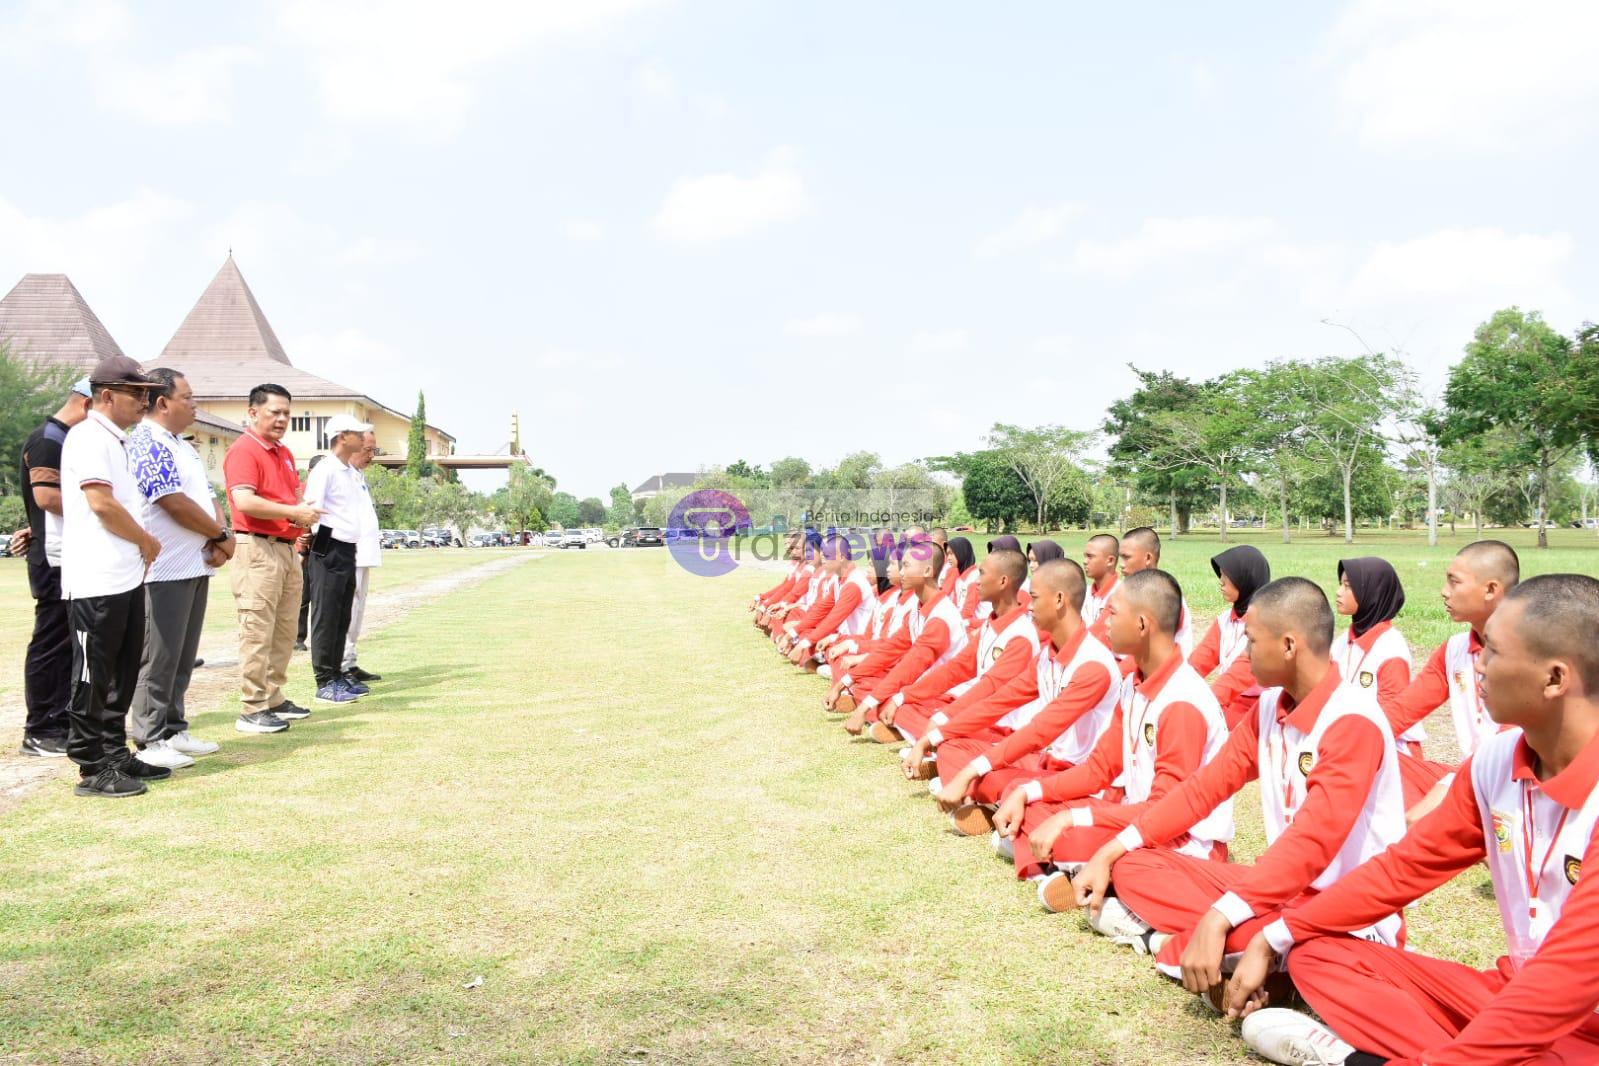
[341,429,383,686]
[127,369,234,770]
[60,355,166,798]
[302,415,370,705]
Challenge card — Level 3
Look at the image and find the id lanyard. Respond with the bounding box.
[1521,783,1571,942]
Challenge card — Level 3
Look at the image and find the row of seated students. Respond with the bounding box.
[749,526,1599,1065]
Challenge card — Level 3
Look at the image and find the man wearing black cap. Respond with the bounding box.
[59,356,167,797]
[16,376,93,758]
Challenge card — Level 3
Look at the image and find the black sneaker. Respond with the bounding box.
[293,640,308,651]
[74,766,147,798]
[193,657,205,669]
[236,710,290,734]
[348,666,381,682]
[19,735,69,758]
[118,755,173,781]
[270,700,312,721]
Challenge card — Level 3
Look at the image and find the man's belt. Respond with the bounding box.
[239,531,299,545]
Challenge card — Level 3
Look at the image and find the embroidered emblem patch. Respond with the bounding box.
[1491,811,1514,853]
[1143,722,1156,747]
[988,645,1002,664]
[1297,751,1314,776]
[1566,855,1583,886]
[1358,671,1375,688]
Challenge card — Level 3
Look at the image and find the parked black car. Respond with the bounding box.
[624,526,664,547]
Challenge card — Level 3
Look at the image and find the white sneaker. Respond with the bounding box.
[136,739,195,770]
[168,731,219,756]
[1088,897,1153,941]
[1241,1009,1356,1065]
[990,830,1015,861]
[816,663,833,680]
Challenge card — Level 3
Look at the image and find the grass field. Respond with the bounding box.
[0,532,1594,1063]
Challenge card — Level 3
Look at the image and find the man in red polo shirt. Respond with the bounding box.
[223,384,320,734]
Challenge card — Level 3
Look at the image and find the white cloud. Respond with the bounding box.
[0,0,131,54]
[637,62,675,98]
[278,0,657,129]
[1340,226,1573,309]
[0,189,190,278]
[1324,0,1599,152]
[785,313,861,338]
[562,219,605,242]
[1030,335,1074,356]
[907,329,968,355]
[534,347,623,371]
[1070,216,1276,279]
[652,149,809,245]
[95,45,258,124]
[290,327,420,391]
[975,202,1080,259]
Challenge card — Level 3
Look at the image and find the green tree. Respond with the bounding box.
[423,478,484,541]
[1103,367,1211,534]
[1274,353,1405,544]
[987,423,1097,532]
[1441,310,1599,548]
[607,483,634,528]
[934,450,1032,532]
[724,459,769,487]
[769,457,812,488]
[547,491,581,529]
[0,342,76,497]
[493,464,554,533]
[832,451,882,490]
[406,390,435,478]
[578,497,607,525]
[1137,372,1256,541]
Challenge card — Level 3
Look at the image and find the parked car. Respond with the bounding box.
[626,526,664,547]
[606,528,630,548]
[557,529,587,549]
[583,527,604,543]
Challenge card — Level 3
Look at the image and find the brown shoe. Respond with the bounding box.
[949,802,996,837]
[869,721,901,744]
[907,757,937,781]
[834,692,856,713]
[801,659,819,673]
[1204,971,1302,1015]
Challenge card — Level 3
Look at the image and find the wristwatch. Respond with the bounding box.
[208,530,232,545]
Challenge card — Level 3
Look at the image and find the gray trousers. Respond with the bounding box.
[342,567,371,671]
[129,576,209,745]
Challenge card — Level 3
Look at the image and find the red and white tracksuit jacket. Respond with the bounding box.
[1264,729,1599,1066]
[1188,608,1259,726]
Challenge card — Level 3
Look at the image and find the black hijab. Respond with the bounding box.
[947,536,976,575]
[1339,557,1405,638]
[987,535,1023,554]
[1027,539,1066,566]
[1210,545,1270,617]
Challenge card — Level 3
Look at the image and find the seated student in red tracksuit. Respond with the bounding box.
[925,559,1118,838]
[966,535,1033,631]
[1079,533,1120,629]
[777,550,839,657]
[1189,545,1270,729]
[752,533,806,625]
[1332,558,1424,790]
[1025,538,1066,594]
[878,548,1036,747]
[1383,540,1520,820]
[840,536,969,735]
[1118,526,1194,656]
[817,550,904,679]
[822,547,919,712]
[786,535,877,668]
[1071,577,1408,1006]
[992,569,1234,888]
[762,535,821,637]
[943,536,981,630]
[1228,574,1599,1066]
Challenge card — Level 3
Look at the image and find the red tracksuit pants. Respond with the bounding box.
[1288,935,1599,1064]
[1010,799,1122,880]
[1111,848,1285,969]
[1398,753,1452,808]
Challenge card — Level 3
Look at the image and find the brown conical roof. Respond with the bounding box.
[159,255,291,367]
[0,273,127,372]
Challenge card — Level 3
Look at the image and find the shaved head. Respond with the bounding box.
[1088,533,1119,555]
[1458,540,1521,591]
[1033,558,1087,612]
[1123,526,1161,561]
[1121,569,1183,636]
[987,548,1028,589]
[930,527,949,545]
[1250,577,1334,656]
[1504,574,1599,692]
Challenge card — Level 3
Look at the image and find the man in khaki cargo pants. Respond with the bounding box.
[221,384,320,734]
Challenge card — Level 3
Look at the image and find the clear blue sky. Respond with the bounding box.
[2,1,1593,499]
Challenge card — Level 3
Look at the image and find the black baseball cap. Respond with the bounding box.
[89,355,158,389]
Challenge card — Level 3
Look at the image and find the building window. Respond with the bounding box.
[291,415,311,432]
[315,416,331,450]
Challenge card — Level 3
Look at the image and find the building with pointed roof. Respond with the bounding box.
[0,272,242,487]
[632,472,700,502]
[154,256,455,464]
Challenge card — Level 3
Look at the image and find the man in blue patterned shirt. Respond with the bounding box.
[127,369,234,769]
